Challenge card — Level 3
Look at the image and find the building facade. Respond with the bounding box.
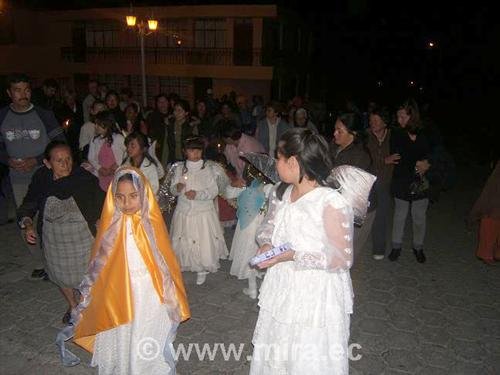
[0,4,313,107]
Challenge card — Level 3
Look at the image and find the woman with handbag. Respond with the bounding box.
[388,99,431,263]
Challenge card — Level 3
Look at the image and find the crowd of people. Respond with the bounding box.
[2,71,498,375]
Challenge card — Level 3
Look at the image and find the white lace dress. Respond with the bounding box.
[250,186,354,375]
[91,218,174,375]
[170,160,228,273]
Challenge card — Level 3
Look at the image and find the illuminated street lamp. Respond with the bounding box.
[148,19,158,31]
[126,15,137,27]
[125,11,158,108]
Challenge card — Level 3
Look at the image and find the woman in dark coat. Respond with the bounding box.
[388,99,431,263]
[17,141,105,323]
[330,112,375,258]
[164,99,197,163]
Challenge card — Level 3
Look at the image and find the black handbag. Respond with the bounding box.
[409,172,430,199]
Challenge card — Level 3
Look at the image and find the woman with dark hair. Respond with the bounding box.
[147,94,172,165]
[18,141,104,324]
[213,101,242,134]
[165,99,197,163]
[191,99,215,140]
[124,102,147,136]
[104,90,126,131]
[122,132,163,194]
[331,112,371,170]
[191,99,218,158]
[83,110,126,191]
[366,106,394,260]
[388,99,431,263]
[331,112,375,258]
[250,127,354,374]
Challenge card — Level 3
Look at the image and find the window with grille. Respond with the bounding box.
[194,18,226,49]
[159,76,191,99]
[95,74,129,93]
[86,21,123,48]
[152,19,189,48]
[130,75,158,103]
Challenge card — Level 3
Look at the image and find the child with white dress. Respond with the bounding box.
[57,167,190,374]
[229,176,273,299]
[249,128,355,374]
[170,136,229,285]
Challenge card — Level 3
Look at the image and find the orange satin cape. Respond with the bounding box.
[73,167,190,352]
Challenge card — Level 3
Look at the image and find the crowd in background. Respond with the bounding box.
[1,72,499,374]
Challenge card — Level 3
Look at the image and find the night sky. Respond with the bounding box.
[16,0,495,101]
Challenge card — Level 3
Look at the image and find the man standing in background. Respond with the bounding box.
[0,73,65,279]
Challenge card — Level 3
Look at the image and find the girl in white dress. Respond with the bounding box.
[59,167,190,374]
[170,136,229,285]
[250,128,355,375]
[229,178,273,299]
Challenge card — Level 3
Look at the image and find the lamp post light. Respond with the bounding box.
[125,13,158,108]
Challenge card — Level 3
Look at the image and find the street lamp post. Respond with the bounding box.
[126,14,158,108]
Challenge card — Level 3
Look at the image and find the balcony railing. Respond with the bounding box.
[61,47,264,67]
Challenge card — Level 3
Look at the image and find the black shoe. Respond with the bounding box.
[413,249,426,263]
[30,268,49,281]
[62,309,72,325]
[388,248,401,261]
[31,268,45,279]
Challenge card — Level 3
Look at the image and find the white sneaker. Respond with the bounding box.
[373,255,385,260]
[196,272,209,285]
[243,287,257,299]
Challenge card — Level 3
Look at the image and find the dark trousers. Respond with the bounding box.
[371,184,392,255]
[0,174,15,224]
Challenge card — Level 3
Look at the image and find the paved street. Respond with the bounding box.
[1,168,499,374]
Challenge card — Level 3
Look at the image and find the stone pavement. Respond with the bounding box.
[0,168,499,374]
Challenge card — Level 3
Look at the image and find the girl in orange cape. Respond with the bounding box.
[57,166,190,374]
